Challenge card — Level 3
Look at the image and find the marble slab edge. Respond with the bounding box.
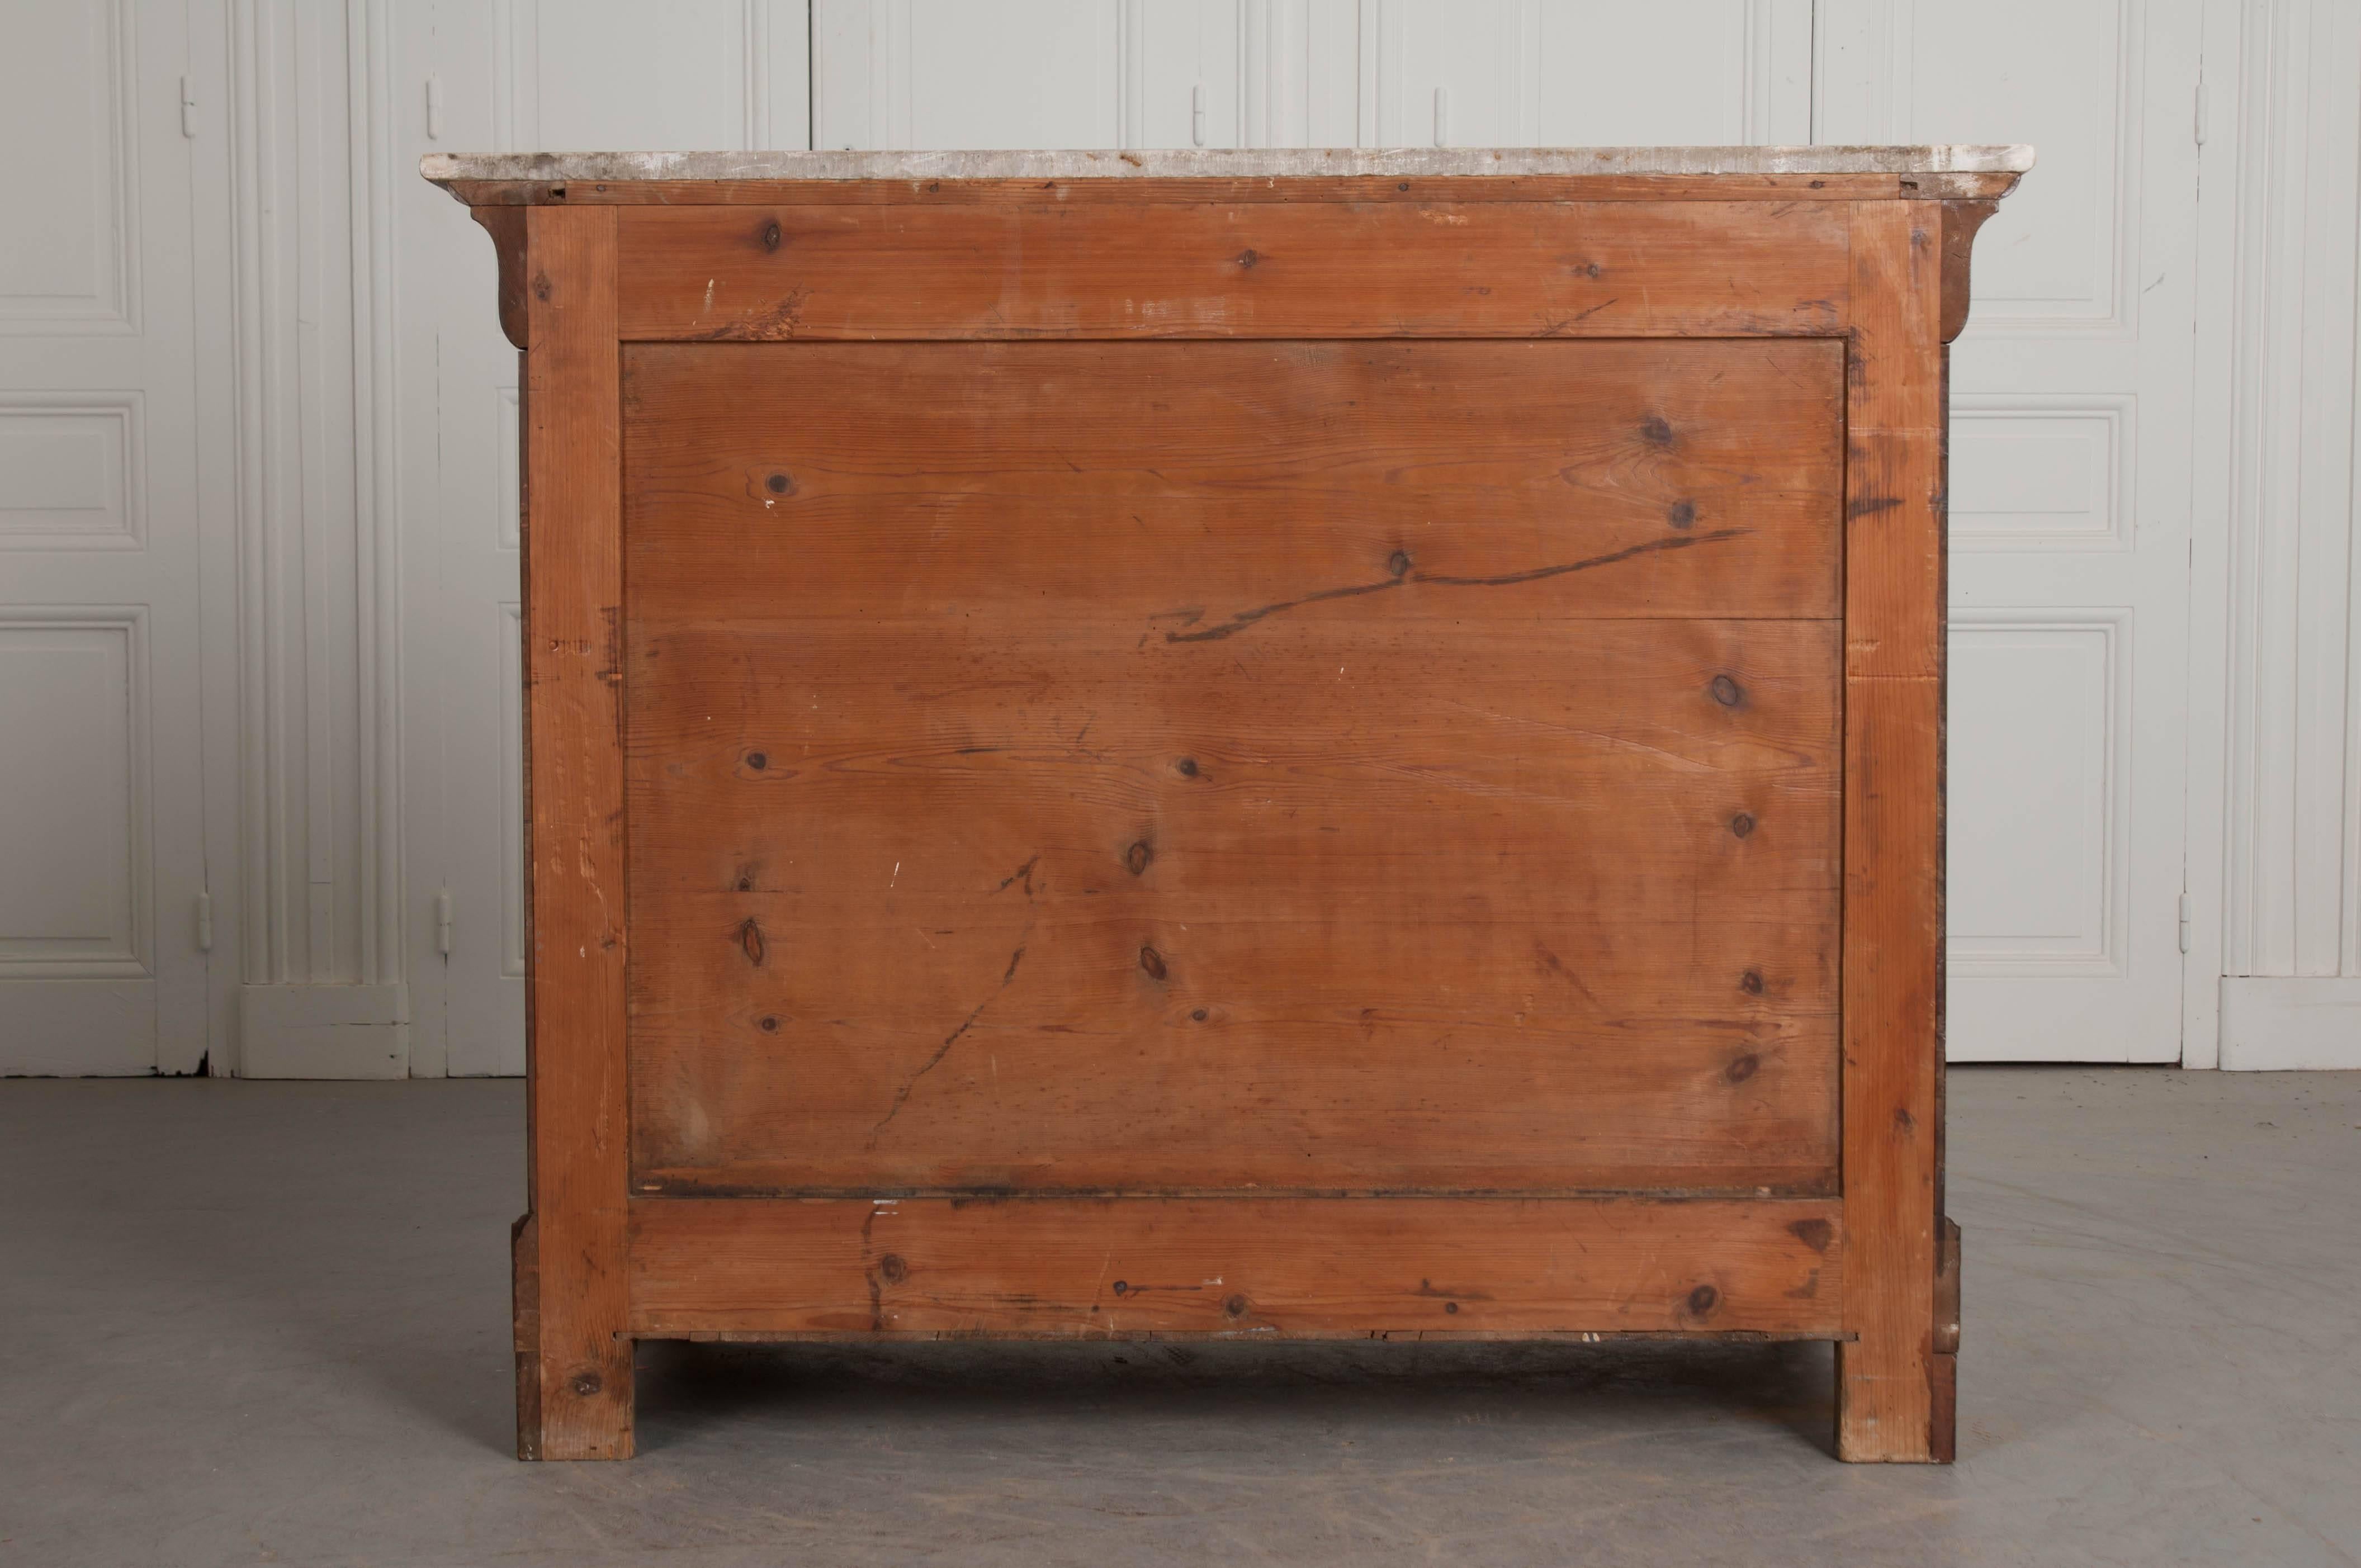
[422,144,2036,188]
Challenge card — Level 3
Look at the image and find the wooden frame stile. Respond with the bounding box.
[434,149,2024,1467]
[511,203,634,1461]
[1835,198,1973,1464]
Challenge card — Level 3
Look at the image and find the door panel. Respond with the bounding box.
[0,0,209,1074]
[1823,0,2197,1060]
[396,1,814,1074]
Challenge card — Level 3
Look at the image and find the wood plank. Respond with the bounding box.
[627,1196,1846,1338]
[621,339,1846,624]
[623,615,1840,1193]
[444,170,2022,208]
[621,335,1844,1195]
[519,203,633,1461]
[1837,200,1950,1463]
[614,202,1849,341]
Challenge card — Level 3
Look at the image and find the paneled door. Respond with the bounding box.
[1822,0,2201,1060]
[0,0,211,1074]
[395,1,813,1074]
[812,1,1814,150]
[402,0,2199,1068]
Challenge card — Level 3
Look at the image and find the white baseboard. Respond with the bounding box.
[2219,978,2361,1070]
[239,984,410,1079]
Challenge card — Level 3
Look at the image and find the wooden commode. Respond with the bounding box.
[423,144,2031,1463]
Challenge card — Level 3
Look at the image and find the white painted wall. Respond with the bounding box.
[3,0,2354,1074]
[2200,0,2361,1068]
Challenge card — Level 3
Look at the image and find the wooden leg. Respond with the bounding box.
[512,1214,540,1458]
[1835,1218,1960,1462]
[1836,1332,1938,1462]
[513,1210,635,1460]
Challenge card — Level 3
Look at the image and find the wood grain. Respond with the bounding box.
[470,205,528,350]
[443,165,2007,1462]
[622,339,1845,623]
[1836,200,1950,1463]
[615,201,1849,341]
[621,338,1844,1194]
[627,1196,1847,1338]
[519,204,633,1461]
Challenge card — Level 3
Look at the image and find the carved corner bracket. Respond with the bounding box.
[1938,198,2004,344]
[471,205,529,350]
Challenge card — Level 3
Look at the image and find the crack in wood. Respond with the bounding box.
[1161,527,1750,644]
[868,856,1042,1144]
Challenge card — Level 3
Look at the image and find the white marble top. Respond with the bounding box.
[422,145,2034,186]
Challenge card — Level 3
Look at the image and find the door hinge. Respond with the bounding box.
[2194,81,2207,146]
[179,73,198,138]
[1190,82,1205,148]
[425,73,444,141]
[195,890,213,951]
[2178,891,2192,953]
[435,888,455,956]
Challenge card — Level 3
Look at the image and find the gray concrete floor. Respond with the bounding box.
[1,1069,2355,1568]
